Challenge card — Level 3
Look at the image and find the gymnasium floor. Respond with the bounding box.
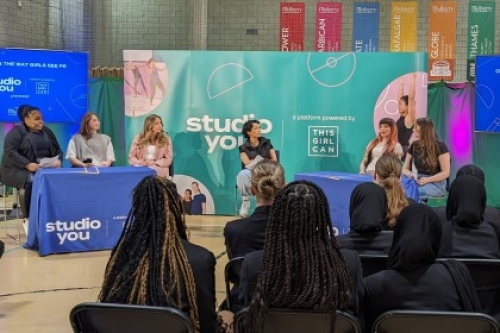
[0,194,231,333]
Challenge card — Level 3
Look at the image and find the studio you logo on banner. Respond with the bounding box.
[308,126,338,157]
[46,217,101,245]
[0,77,22,92]
[186,114,273,153]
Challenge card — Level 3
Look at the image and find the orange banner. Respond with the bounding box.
[428,1,457,81]
[390,2,418,52]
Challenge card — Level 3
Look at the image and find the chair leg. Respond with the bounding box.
[4,187,22,243]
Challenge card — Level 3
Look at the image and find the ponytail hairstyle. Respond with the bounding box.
[414,118,439,172]
[245,181,352,333]
[364,118,399,166]
[250,160,286,204]
[375,153,409,227]
[98,176,199,331]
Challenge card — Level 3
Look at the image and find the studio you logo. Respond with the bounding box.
[46,217,101,245]
[0,77,22,92]
[308,126,338,157]
[186,114,273,153]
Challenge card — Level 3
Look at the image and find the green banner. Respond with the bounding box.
[123,51,427,215]
[467,1,496,81]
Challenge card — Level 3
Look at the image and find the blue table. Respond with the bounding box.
[24,167,155,256]
[294,171,373,235]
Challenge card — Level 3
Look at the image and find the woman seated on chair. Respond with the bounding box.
[402,118,450,200]
[439,175,500,259]
[0,105,62,222]
[374,153,413,229]
[99,176,217,333]
[237,120,277,217]
[364,204,481,331]
[359,118,403,175]
[224,160,285,259]
[66,112,115,167]
[337,182,393,255]
[237,181,362,329]
[128,114,173,178]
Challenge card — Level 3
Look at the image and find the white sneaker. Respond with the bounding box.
[239,199,250,218]
[23,219,28,237]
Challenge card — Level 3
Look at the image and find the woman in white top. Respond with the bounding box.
[66,112,115,167]
[128,114,173,178]
[360,118,403,175]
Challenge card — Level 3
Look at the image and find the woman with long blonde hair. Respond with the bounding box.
[360,118,403,175]
[375,153,410,228]
[128,114,173,178]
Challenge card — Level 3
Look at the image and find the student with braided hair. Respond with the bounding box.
[374,153,412,228]
[237,181,363,333]
[99,176,217,333]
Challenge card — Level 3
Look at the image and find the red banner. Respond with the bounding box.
[280,2,305,51]
[315,2,343,52]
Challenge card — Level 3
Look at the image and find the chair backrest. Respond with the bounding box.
[372,310,500,333]
[169,162,174,177]
[437,258,500,323]
[234,308,361,333]
[224,257,245,311]
[69,302,193,333]
[359,254,388,278]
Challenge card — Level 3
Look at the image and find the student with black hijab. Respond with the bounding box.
[364,204,481,331]
[337,182,393,255]
[434,164,500,226]
[439,175,500,259]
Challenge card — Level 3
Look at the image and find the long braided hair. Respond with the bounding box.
[98,176,200,331]
[245,180,352,333]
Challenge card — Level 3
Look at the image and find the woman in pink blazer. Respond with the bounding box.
[128,114,173,178]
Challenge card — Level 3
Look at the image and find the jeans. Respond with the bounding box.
[236,169,252,198]
[418,174,447,200]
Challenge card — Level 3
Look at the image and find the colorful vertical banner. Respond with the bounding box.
[390,1,418,52]
[428,1,457,81]
[280,2,305,51]
[315,2,342,52]
[467,1,496,81]
[352,2,380,52]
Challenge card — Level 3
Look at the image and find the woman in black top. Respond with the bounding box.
[402,118,450,200]
[439,175,500,259]
[0,105,62,219]
[364,204,481,331]
[337,182,393,255]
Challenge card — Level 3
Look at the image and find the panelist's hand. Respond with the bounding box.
[52,160,62,168]
[101,160,112,167]
[26,163,39,172]
[417,177,430,186]
[145,160,155,166]
[402,170,414,178]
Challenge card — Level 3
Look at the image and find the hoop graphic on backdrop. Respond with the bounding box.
[306,52,357,88]
[207,63,254,99]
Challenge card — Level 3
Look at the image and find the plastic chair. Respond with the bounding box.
[372,310,499,333]
[69,302,194,333]
[224,256,245,312]
[358,254,388,278]
[2,185,23,243]
[437,258,500,323]
[234,308,362,333]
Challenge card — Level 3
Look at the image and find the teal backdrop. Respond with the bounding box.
[124,51,427,215]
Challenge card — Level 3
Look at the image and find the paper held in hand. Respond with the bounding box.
[245,155,265,170]
[39,155,59,168]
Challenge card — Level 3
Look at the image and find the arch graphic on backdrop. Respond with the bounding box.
[206,63,254,99]
[476,84,495,110]
[306,52,357,88]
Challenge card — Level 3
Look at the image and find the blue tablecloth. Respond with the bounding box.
[294,171,373,235]
[24,167,155,256]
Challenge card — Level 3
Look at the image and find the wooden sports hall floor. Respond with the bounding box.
[0,194,231,332]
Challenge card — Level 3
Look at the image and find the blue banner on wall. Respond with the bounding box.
[0,48,88,123]
[352,2,380,52]
[475,55,500,132]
